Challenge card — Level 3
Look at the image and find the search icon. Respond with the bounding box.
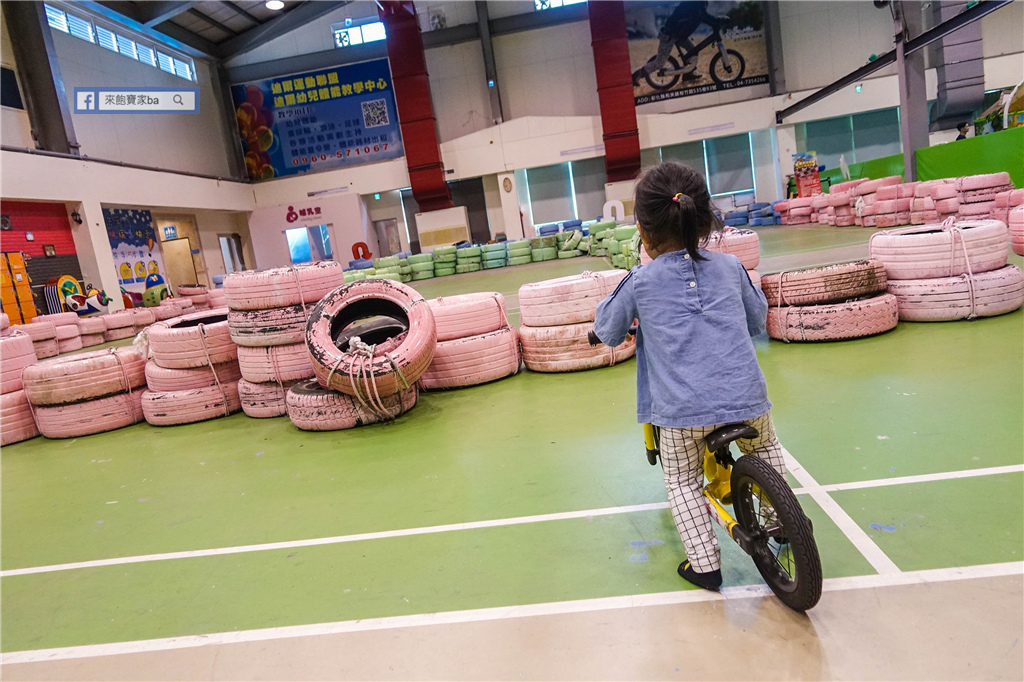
[173,94,184,106]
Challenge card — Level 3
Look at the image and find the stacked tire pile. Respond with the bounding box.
[955,172,1014,221]
[721,202,775,227]
[77,315,107,348]
[433,246,457,277]
[518,270,635,372]
[177,285,211,310]
[605,225,639,269]
[408,253,435,281]
[482,242,508,269]
[455,245,483,274]
[776,197,813,225]
[1010,206,1024,256]
[868,219,1023,321]
[35,312,83,354]
[506,239,532,266]
[530,235,559,264]
[369,255,408,283]
[292,279,437,430]
[588,220,615,257]
[22,347,146,439]
[224,261,345,419]
[419,292,520,389]
[101,310,137,343]
[557,229,584,260]
[14,317,60,359]
[1,325,39,445]
[991,188,1024,227]
[761,260,897,342]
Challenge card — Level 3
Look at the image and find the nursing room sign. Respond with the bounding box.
[231,59,404,181]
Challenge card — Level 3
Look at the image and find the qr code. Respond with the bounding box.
[361,99,389,128]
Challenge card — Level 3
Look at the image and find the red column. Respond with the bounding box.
[588,0,641,183]
[378,1,453,212]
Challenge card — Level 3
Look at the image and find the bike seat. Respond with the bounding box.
[705,423,759,453]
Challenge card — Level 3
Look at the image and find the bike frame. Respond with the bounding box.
[657,28,729,76]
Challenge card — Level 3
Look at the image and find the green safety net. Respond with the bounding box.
[916,126,1023,188]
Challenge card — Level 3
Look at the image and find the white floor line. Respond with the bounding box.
[3,561,1020,665]
[0,503,671,578]
[782,447,901,575]
[5,462,1021,578]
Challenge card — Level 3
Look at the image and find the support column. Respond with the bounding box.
[67,201,123,312]
[496,172,524,240]
[2,2,79,154]
[775,125,798,198]
[475,0,504,125]
[379,1,453,213]
[588,0,640,183]
[895,1,929,181]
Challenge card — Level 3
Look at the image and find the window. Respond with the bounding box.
[219,235,246,274]
[657,135,755,197]
[43,4,196,81]
[798,107,901,170]
[285,226,333,265]
[535,0,586,10]
[526,163,574,225]
[332,20,387,49]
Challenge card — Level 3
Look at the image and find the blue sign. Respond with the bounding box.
[230,59,404,181]
[163,225,178,240]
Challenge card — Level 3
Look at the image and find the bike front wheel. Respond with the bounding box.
[731,455,822,611]
[643,55,681,91]
[709,49,745,85]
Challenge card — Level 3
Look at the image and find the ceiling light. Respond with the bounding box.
[265,0,284,10]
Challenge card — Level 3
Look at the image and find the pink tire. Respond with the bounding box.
[835,216,856,227]
[520,322,636,373]
[834,205,853,217]
[34,312,78,326]
[790,206,813,217]
[177,298,194,311]
[896,198,912,212]
[1,331,36,393]
[876,214,897,228]
[34,391,144,439]
[959,172,1011,191]
[57,336,83,354]
[959,201,995,217]
[874,200,897,214]
[895,211,911,225]
[77,317,106,335]
[14,320,57,341]
[102,311,134,331]
[426,293,509,341]
[868,220,1008,280]
[80,333,106,347]
[224,261,345,311]
[706,228,760,269]
[518,271,627,327]
[746,269,761,290]
[962,188,1007,203]
[0,313,7,332]
[930,184,958,201]
[148,309,237,369]
[238,378,297,418]
[1009,189,1024,206]
[767,293,899,342]
[22,347,145,406]
[827,192,851,207]
[177,285,208,296]
[419,327,520,390]
[237,343,314,383]
[54,324,79,340]
[208,290,227,308]
[307,280,436,398]
[897,183,919,199]
[33,339,59,359]
[1,389,39,445]
[103,328,136,342]
[789,197,814,208]
[811,194,829,209]
[887,265,1024,321]
[1009,206,1024,256]
[286,380,417,431]
[145,359,241,392]
[142,381,241,426]
[876,186,899,201]
[228,305,308,347]
[131,308,156,328]
[761,260,888,306]
[153,304,181,321]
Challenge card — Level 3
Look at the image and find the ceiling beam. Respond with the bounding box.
[184,7,240,36]
[86,1,217,58]
[219,2,261,27]
[214,1,351,59]
[137,1,202,27]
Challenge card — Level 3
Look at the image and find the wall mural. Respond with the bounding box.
[627,1,769,105]
[102,208,165,295]
[230,58,404,181]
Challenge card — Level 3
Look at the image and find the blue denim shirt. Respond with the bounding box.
[594,249,771,428]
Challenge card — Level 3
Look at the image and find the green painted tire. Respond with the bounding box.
[411,262,434,273]
[434,246,457,255]
[456,263,482,273]
[434,253,456,263]
[483,250,506,261]
[606,239,621,255]
[561,230,582,250]
[541,246,557,259]
[530,237,542,249]
[408,254,433,264]
[540,235,558,248]
[399,266,412,275]
[401,274,412,283]
[373,256,399,268]
[368,272,401,281]
[483,243,506,253]
[507,247,531,258]
[614,226,638,241]
[434,266,456,276]
[398,258,408,267]
[531,248,544,261]
[509,255,532,266]
[557,249,580,259]
[459,246,482,258]
[412,271,434,281]
[591,220,616,232]
[612,254,627,268]
[456,255,482,263]
[482,259,506,269]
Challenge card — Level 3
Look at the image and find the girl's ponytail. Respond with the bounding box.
[635,162,716,259]
[673,192,704,261]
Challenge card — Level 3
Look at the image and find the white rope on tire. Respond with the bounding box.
[197,323,231,417]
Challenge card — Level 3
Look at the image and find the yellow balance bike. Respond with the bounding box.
[589,327,822,612]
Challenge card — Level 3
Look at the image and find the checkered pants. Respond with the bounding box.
[659,412,787,573]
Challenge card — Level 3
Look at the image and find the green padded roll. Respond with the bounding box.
[540,235,558,248]
[530,237,542,248]
[459,246,481,257]
[592,248,606,257]
[434,246,457,255]
[509,255,532,266]
[455,263,481,273]
[483,242,506,252]
[401,274,412,283]
[482,259,506,269]
[541,246,557,259]
[507,246,531,257]
[606,239,621,255]
[531,248,544,261]
[411,262,434,273]
[612,254,627,268]
[408,254,433,264]
[398,258,408,267]
[361,267,377,276]
[590,220,616,232]
[373,273,402,281]
[483,250,506,262]
[434,266,456,276]
[434,253,456,263]
[384,266,402,274]
[613,226,638,241]
[557,249,580,259]
[557,232,569,243]
[456,254,482,263]
[373,256,399,268]
[561,230,582,250]
[412,271,434,281]
[399,266,412,275]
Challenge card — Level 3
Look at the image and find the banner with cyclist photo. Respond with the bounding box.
[230,58,404,181]
[627,1,769,105]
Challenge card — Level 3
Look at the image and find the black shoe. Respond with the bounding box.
[631,72,641,88]
[681,70,703,81]
[678,561,722,591]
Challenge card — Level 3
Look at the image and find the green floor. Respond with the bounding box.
[2,234,1022,654]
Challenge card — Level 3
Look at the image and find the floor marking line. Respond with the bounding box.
[0,503,671,578]
[5,462,1021,578]
[3,562,1020,665]
[781,447,901,574]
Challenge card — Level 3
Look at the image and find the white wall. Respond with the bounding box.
[492,21,599,119]
[1,11,34,149]
[192,210,256,279]
[481,173,506,238]
[981,0,1024,59]
[425,41,492,142]
[247,192,370,269]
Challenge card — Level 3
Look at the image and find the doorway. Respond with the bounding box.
[285,224,333,264]
[162,238,198,289]
[219,234,246,274]
[154,215,208,286]
[373,219,402,257]
[448,177,491,244]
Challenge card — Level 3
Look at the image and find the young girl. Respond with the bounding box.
[593,161,787,591]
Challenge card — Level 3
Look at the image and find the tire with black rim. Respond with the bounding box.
[731,455,822,612]
[709,49,745,85]
[643,55,681,91]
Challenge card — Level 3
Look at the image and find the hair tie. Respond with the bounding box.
[672,193,683,202]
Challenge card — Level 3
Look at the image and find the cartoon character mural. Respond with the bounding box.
[142,273,170,308]
[103,208,166,295]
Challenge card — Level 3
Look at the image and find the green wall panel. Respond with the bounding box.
[917,127,1023,188]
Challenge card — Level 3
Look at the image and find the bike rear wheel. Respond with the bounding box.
[643,55,681,91]
[709,49,745,85]
[731,455,822,611]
